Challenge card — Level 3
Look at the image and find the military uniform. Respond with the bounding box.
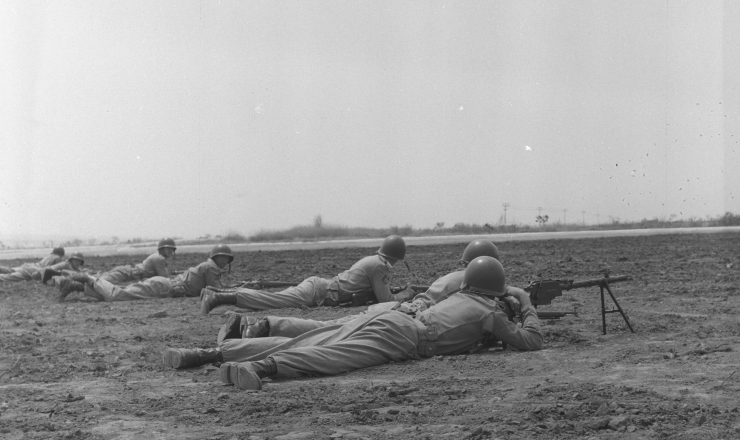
[83,259,222,301]
[98,252,172,284]
[0,254,66,282]
[219,292,542,379]
[254,269,466,338]
[233,255,398,311]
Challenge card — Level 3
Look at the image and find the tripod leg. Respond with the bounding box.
[600,286,607,334]
[605,284,635,333]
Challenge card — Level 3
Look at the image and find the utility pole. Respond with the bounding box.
[537,206,543,216]
[582,210,586,226]
[563,209,567,224]
[502,203,510,225]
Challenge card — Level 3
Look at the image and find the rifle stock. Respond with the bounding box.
[390,284,429,294]
[234,281,301,289]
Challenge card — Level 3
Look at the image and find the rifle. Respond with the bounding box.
[390,285,430,294]
[232,281,302,289]
[524,275,634,334]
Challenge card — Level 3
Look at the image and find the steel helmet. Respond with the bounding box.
[209,244,234,263]
[461,240,500,265]
[68,252,85,265]
[52,247,65,257]
[158,237,177,251]
[378,235,406,261]
[460,256,505,297]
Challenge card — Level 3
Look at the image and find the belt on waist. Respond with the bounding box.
[412,318,438,358]
[326,279,353,305]
[171,279,188,296]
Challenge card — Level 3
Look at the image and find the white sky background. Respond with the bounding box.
[1,0,739,241]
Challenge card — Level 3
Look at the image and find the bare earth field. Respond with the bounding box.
[1,233,739,440]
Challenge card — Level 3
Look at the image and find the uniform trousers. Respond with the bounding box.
[99,266,140,284]
[258,302,400,338]
[83,277,175,301]
[220,311,425,379]
[234,276,335,311]
[0,265,42,282]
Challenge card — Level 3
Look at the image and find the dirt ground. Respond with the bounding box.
[1,232,739,440]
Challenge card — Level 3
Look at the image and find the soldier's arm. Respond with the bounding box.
[152,256,171,277]
[204,266,223,288]
[484,306,543,351]
[369,268,395,303]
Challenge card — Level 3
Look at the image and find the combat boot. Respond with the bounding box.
[219,362,264,391]
[200,288,237,315]
[217,313,245,344]
[40,268,62,285]
[58,278,85,301]
[162,348,223,369]
[241,316,269,339]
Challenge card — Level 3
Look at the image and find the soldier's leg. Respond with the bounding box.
[265,315,361,338]
[0,267,34,282]
[233,277,329,310]
[85,277,172,301]
[0,266,13,274]
[221,312,419,376]
[269,312,420,378]
[220,313,420,389]
[99,265,138,284]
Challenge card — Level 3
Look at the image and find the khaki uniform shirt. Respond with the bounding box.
[336,255,394,303]
[135,253,171,278]
[415,291,543,354]
[38,254,64,267]
[175,259,223,296]
[408,270,465,312]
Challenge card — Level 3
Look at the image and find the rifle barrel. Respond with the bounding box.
[566,275,631,290]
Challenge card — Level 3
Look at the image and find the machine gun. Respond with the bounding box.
[524,274,634,334]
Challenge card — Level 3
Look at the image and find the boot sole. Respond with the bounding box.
[199,289,212,315]
[235,363,262,390]
[217,314,242,345]
[220,362,237,384]
[163,349,184,369]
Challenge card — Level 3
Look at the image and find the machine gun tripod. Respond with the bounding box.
[525,274,635,335]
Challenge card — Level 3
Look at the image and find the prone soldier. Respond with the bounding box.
[0,247,66,282]
[217,239,509,343]
[58,244,232,302]
[52,238,177,300]
[199,235,416,315]
[163,256,543,391]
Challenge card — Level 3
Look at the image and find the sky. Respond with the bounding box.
[1,0,739,242]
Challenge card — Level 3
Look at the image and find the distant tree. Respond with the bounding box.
[313,214,323,228]
[536,215,549,227]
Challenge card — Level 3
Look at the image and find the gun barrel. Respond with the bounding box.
[390,284,429,294]
[537,311,577,320]
[240,281,301,289]
[566,275,631,290]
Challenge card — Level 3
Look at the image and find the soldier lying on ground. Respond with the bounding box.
[0,250,88,283]
[57,244,232,302]
[199,235,417,315]
[216,239,513,343]
[163,256,543,391]
[49,238,177,296]
[0,247,66,281]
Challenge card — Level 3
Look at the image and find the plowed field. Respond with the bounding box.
[1,232,739,439]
